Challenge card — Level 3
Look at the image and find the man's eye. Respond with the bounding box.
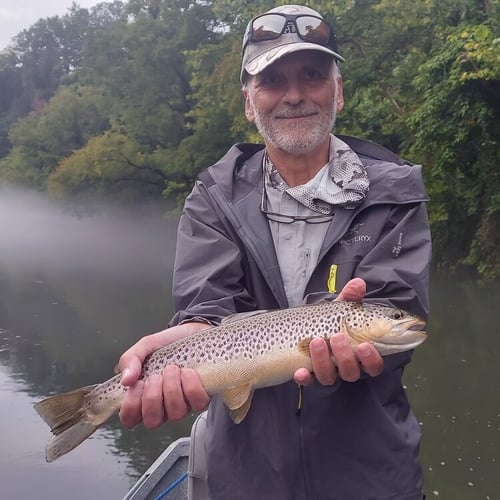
[259,73,282,86]
[304,69,325,81]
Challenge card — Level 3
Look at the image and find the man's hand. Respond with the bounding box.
[118,322,211,429]
[293,278,383,386]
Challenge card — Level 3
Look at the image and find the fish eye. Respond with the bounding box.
[393,310,404,320]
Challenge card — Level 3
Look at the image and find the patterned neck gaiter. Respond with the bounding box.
[264,135,370,213]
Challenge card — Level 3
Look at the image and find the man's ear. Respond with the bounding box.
[335,76,344,113]
[243,89,255,123]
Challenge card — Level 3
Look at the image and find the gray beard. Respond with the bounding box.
[250,100,337,155]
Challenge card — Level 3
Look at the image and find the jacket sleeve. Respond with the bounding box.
[356,200,432,372]
[168,181,257,327]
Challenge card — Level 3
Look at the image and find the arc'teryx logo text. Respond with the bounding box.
[339,222,372,245]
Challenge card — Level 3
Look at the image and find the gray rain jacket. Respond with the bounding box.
[170,136,431,500]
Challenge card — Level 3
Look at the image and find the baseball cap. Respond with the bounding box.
[240,4,344,84]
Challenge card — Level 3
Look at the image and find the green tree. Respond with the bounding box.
[46,0,224,205]
[0,2,128,159]
[0,86,110,186]
[409,21,500,277]
[47,129,169,206]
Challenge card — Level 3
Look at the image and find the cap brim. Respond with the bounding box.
[244,42,344,77]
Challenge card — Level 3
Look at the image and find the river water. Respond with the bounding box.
[0,189,498,499]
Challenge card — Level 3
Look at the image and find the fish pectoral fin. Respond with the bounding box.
[221,384,253,410]
[221,384,255,424]
[297,337,314,357]
[229,392,254,424]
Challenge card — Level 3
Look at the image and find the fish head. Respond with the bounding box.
[343,303,427,355]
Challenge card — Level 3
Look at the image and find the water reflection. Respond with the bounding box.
[405,276,499,500]
[0,364,131,499]
[0,188,498,499]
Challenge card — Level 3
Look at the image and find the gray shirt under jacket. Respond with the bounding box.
[169,136,432,500]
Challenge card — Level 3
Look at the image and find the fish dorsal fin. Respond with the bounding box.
[221,383,254,424]
[297,337,314,357]
[221,310,269,324]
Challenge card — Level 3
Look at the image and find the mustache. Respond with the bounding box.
[273,106,321,118]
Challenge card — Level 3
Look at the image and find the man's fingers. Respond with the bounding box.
[119,380,145,429]
[293,368,315,386]
[330,334,360,382]
[181,368,211,412]
[142,374,167,429]
[162,366,189,422]
[310,338,337,385]
[356,343,384,377]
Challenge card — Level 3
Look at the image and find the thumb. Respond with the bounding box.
[336,278,366,302]
[118,333,163,385]
[119,356,143,386]
[118,342,152,386]
[118,354,143,386]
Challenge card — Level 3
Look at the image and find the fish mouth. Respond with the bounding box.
[380,317,427,347]
[383,329,427,343]
[407,318,427,332]
[394,316,426,332]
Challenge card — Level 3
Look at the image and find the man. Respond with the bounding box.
[119,4,431,499]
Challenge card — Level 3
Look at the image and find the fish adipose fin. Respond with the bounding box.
[221,384,254,424]
[34,384,104,462]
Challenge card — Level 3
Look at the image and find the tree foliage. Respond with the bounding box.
[408,21,500,277]
[0,0,498,277]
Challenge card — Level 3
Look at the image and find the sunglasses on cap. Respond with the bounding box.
[243,13,339,53]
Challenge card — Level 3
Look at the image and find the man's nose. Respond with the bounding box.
[283,80,305,105]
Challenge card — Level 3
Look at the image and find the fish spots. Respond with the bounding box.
[134,301,420,376]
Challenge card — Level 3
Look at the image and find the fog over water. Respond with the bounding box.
[0,186,176,276]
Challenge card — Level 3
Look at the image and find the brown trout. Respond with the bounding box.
[34,301,426,462]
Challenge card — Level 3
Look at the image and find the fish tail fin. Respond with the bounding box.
[44,421,99,463]
[34,384,107,462]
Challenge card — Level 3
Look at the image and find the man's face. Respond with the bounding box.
[244,51,344,155]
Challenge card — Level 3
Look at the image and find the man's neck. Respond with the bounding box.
[266,137,331,187]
